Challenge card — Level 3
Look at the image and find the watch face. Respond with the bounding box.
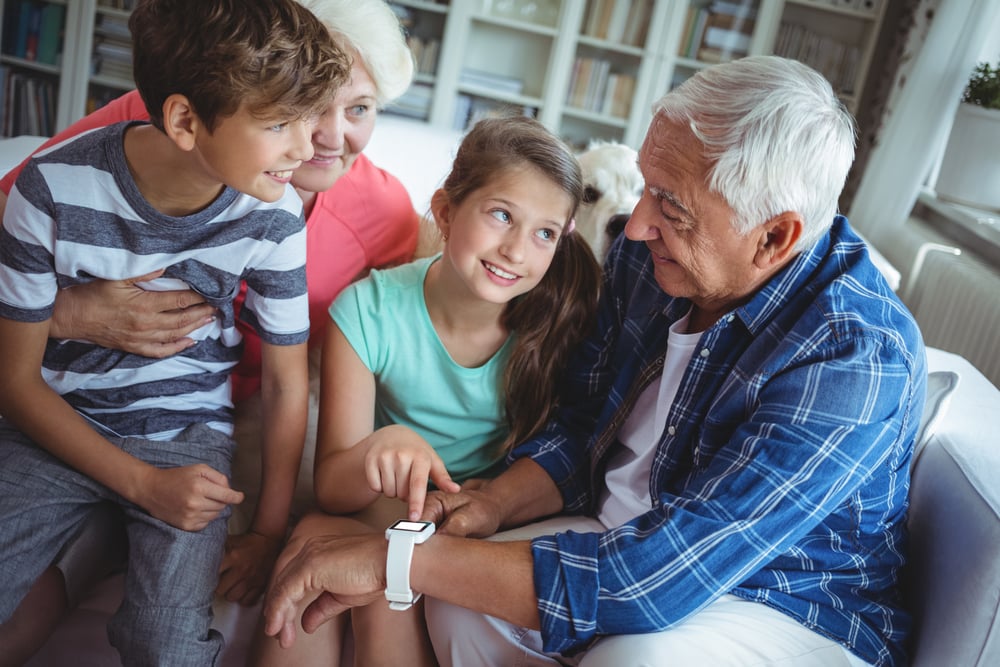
[390,519,431,533]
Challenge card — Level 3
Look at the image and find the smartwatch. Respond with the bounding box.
[384,519,435,611]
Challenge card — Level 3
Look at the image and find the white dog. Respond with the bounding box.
[574,140,643,260]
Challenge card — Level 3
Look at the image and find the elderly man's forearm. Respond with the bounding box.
[414,534,541,629]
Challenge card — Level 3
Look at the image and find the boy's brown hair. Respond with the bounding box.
[129,0,350,132]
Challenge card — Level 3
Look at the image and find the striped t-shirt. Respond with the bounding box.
[0,122,309,439]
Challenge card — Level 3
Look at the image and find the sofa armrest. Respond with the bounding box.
[908,348,1000,666]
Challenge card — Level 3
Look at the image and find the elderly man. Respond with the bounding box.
[264,56,925,667]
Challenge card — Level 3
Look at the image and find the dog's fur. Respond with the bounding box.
[575,140,643,261]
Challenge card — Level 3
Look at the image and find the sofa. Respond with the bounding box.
[3,116,999,665]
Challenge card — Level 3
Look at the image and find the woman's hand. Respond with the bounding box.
[49,268,217,357]
[361,424,461,520]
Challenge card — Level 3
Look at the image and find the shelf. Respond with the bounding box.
[470,13,560,36]
[0,55,61,76]
[456,84,543,108]
[773,0,886,110]
[784,0,882,20]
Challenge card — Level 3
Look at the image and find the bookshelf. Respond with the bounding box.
[771,0,887,114]
[409,0,672,149]
[427,1,572,137]
[388,1,451,120]
[655,0,780,114]
[562,0,671,148]
[389,0,888,149]
[0,0,81,136]
[83,0,135,114]
[0,0,888,151]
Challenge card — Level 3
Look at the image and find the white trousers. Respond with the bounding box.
[425,517,872,667]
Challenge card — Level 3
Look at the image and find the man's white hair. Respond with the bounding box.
[654,55,856,250]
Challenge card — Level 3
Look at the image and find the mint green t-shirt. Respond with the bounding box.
[328,255,511,482]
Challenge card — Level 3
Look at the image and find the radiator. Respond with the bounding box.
[884,215,1000,388]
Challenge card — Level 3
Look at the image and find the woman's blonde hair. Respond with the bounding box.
[296,0,415,106]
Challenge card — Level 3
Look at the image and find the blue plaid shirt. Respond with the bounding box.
[512,217,926,666]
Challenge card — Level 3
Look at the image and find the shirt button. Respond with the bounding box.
[727,314,735,323]
[700,348,710,357]
[667,425,676,436]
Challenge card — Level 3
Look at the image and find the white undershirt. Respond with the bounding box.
[597,310,702,528]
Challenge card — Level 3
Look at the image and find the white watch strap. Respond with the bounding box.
[385,532,419,610]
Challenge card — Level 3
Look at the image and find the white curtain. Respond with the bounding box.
[848,0,1000,247]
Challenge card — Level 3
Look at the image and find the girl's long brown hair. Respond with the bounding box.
[439,116,602,452]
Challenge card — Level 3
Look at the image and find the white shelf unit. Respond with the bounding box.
[416,0,678,149]
[428,1,574,136]
[561,0,673,148]
[78,0,135,114]
[390,0,887,149]
[641,0,782,149]
[2,0,887,147]
[388,1,451,120]
[771,0,887,114]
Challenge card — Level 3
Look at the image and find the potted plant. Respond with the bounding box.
[935,60,1000,211]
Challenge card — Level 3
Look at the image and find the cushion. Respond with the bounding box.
[912,370,960,465]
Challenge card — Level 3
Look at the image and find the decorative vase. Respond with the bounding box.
[935,102,1000,212]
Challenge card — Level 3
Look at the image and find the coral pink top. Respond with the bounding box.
[1,90,420,402]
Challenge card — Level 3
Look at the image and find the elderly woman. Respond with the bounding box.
[0,0,421,663]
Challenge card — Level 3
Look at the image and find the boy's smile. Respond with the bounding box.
[193,105,315,205]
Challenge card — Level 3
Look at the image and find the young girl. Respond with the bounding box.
[254,115,602,666]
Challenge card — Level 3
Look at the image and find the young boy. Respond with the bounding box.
[0,0,348,663]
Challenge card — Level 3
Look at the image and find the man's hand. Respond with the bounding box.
[421,482,505,538]
[50,269,216,357]
[217,530,284,606]
[263,533,387,648]
[422,459,564,539]
[138,464,244,531]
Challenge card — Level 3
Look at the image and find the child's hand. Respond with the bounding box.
[140,464,244,531]
[217,530,283,606]
[362,425,461,520]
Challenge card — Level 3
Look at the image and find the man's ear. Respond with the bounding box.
[754,211,803,268]
[161,94,200,152]
[430,188,451,240]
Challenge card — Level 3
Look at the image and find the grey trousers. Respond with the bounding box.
[0,420,233,667]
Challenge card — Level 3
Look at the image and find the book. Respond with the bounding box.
[612,74,635,118]
[623,0,652,47]
[2,2,22,56]
[570,58,594,108]
[14,0,35,59]
[459,69,523,96]
[584,0,606,38]
[0,66,8,133]
[683,5,713,58]
[605,1,631,43]
[36,3,65,66]
[710,0,758,20]
[702,26,752,55]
